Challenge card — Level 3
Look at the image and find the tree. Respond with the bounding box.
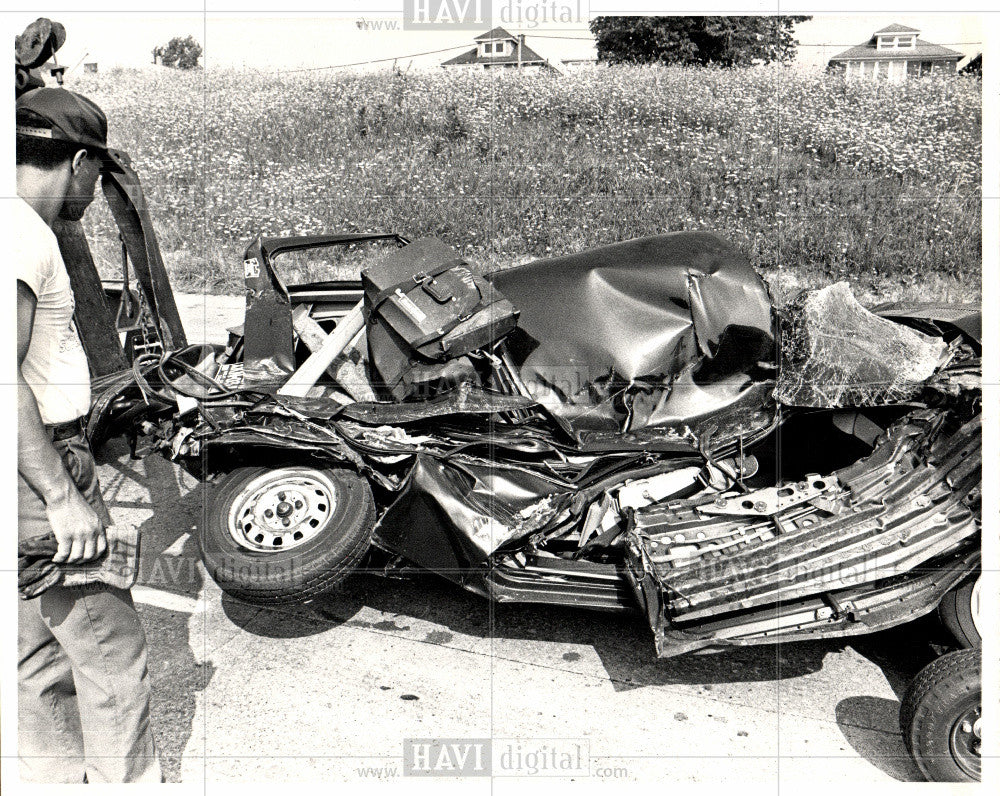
[959,53,981,76]
[155,35,203,70]
[589,16,812,67]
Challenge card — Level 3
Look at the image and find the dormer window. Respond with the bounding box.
[877,33,917,50]
[479,40,510,57]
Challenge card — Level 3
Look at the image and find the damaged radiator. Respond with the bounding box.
[627,410,980,628]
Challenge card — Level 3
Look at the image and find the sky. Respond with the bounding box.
[2,5,986,75]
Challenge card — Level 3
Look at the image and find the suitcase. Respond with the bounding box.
[362,238,518,400]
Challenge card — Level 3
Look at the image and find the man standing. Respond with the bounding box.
[16,87,161,783]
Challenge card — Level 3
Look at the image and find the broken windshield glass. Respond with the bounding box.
[776,282,948,408]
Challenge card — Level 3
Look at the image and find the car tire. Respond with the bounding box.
[200,465,375,605]
[899,649,981,782]
[938,577,981,649]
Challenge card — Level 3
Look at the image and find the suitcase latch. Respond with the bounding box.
[422,276,456,303]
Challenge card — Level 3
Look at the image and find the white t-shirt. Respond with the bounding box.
[15,197,91,425]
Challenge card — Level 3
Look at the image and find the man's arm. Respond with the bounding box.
[18,279,106,564]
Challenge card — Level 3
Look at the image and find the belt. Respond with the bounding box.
[46,417,85,442]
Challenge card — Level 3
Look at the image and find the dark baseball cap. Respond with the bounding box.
[16,87,108,155]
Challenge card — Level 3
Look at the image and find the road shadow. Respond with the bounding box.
[848,617,948,698]
[230,565,833,691]
[95,437,217,783]
[834,695,921,781]
[218,555,387,636]
[831,618,957,783]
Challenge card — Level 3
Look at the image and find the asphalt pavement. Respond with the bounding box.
[95,294,945,786]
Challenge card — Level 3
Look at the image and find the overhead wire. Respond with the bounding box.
[277,44,472,74]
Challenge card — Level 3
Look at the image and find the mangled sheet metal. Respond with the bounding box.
[278,382,537,422]
[776,282,949,408]
[100,151,188,353]
[373,454,574,578]
[626,409,981,656]
[489,232,776,443]
[57,149,188,378]
[874,301,982,345]
[241,236,297,386]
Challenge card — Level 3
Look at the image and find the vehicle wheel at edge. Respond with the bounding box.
[899,648,981,782]
[200,465,375,605]
[938,576,981,649]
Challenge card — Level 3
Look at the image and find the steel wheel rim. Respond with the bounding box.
[949,704,981,779]
[227,470,336,552]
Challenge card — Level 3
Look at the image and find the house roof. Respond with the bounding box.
[442,40,546,66]
[829,37,963,62]
[874,23,920,34]
[474,26,515,42]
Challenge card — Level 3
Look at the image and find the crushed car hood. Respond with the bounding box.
[488,232,776,441]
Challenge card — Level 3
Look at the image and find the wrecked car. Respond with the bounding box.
[85,230,982,782]
[21,13,978,784]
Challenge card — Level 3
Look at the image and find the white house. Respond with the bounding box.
[442,27,595,73]
[827,23,963,82]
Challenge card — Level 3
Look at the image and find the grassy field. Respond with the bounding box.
[72,64,981,303]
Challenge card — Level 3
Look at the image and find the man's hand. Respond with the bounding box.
[46,484,108,564]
